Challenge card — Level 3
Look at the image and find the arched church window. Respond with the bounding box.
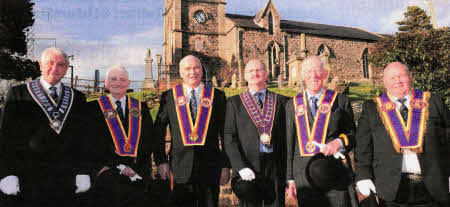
[362,48,369,78]
[317,44,325,56]
[268,12,274,35]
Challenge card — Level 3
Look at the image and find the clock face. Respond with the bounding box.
[194,10,207,24]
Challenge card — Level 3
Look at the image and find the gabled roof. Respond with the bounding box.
[225,13,382,41]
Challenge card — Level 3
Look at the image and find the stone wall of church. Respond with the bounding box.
[240,30,286,76]
[182,2,220,34]
[304,35,373,81]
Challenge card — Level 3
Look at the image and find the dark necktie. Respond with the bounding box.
[190,90,197,122]
[254,92,263,110]
[49,86,58,102]
[398,98,408,122]
[116,100,127,129]
[310,96,318,117]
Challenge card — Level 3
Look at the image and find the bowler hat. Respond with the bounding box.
[305,153,352,192]
[231,175,275,202]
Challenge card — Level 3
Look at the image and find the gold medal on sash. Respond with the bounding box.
[306,141,316,153]
[260,133,270,145]
[189,132,199,141]
[130,107,141,118]
[104,108,117,119]
[124,143,132,152]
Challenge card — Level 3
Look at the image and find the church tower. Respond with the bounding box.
[163,0,226,80]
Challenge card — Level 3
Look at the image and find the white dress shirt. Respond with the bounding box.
[390,91,422,174]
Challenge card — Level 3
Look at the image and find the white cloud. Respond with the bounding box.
[379,8,403,34]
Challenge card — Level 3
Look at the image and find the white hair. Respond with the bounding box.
[41,47,69,64]
[301,55,324,78]
[106,65,129,79]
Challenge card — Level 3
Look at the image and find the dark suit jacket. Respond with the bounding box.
[285,91,356,187]
[354,93,449,202]
[224,91,288,178]
[153,86,230,184]
[0,83,92,192]
[88,96,154,186]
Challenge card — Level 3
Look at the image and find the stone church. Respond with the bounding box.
[162,0,383,88]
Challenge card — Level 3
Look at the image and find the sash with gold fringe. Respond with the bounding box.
[240,90,277,145]
[98,96,142,157]
[293,89,337,156]
[173,84,214,146]
[375,89,429,153]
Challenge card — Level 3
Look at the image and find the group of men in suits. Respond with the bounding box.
[0,47,448,207]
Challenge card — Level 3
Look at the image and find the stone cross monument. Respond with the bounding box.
[142,48,155,89]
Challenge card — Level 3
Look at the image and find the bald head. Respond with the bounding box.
[382,62,412,98]
[384,62,410,76]
[244,59,268,91]
[179,55,201,68]
[245,59,265,72]
[301,56,327,95]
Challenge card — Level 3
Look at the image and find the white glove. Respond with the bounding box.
[0,175,20,195]
[312,141,345,159]
[238,168,255,181]
[75,174,91,194]
[117,164,142,182]
[158,163,170,180]
[356,179,377,196]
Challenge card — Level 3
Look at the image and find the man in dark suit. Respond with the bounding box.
[285,56,356,207]
[154,55,231,207]
[89,65,156,207]
[0,48,92,207]
[355,62,449,207]
[224,59,288,207]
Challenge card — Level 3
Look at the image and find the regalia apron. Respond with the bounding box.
[293,89,337,156]
[375,89,430,153]
[173,84,214,146]
[240,90,277,145]
[98,96,142,157]
[27,77,74,134]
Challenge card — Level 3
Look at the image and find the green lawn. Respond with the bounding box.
[87,82,380,121]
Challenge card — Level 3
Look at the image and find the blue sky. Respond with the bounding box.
[30,0,449,85]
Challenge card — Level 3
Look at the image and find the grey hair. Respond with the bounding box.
[179,55,202,68]
[106,65,129,79]
[300,55,324,77]
[245,59,266,71]
[41,47,69,64]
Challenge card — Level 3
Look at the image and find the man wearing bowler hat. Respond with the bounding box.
[354,62,449,207]
[285,55,356,207]
[224,59,288,207]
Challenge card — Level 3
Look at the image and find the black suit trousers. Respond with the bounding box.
[240,153,285,207]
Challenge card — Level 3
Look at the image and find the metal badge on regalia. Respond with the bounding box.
[124,143,132,152]
[260,133,270,145]
[306,141,316,153]
[50,120,61,130]
[410,99,426,109]
[296,105,305,117]
[177,97,187,106]
[130,107,141,118]
[103,108,117,119]
[382,102,396,112]
[200,98,212,107]
[189,132,199,141]
[319,103,331,114]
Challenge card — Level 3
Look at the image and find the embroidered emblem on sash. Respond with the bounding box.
[293,89,338,156]
[173,84,214,146]
[240,90,277,145]
[375,89,430,153]
[98,96,142,157]
[27,78,74,134]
